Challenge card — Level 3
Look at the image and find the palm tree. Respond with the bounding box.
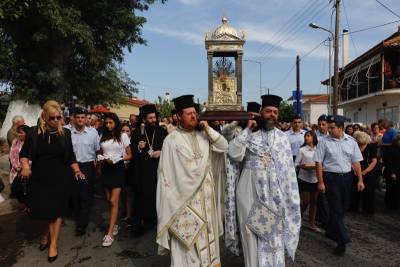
[213,57,235,78]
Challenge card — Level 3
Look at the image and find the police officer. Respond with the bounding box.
[313,115,365,256]
[70,107,100,236]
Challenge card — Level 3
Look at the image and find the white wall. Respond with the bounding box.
[342,94,400,126]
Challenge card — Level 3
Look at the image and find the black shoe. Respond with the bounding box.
[39,242,48,251]
[48,254,58,263]
[334,244,346,256]
[39,235,49,251]
[75,227,86,236]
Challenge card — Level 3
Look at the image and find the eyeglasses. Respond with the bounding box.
[49,116,62,121]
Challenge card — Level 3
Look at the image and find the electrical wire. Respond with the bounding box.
[256,0,320,54]
[347,19,400,34]
[261,1,331,61]
[271,38,328,90]
[374,0,400,19]
[342,0,359,56]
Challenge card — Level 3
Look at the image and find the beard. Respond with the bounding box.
[146,121,157,130]
[259,117,277,131]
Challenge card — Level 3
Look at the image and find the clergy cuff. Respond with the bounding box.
[205,127,221,144]
[236,128,251,144]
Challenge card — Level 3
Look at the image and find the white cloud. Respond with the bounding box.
[177,0,201,6]
[147,26,204,45]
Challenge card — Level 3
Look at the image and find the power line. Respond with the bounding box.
[271,38,327,90]
[256,0,319,54]
[261,2,331,61]
[342,0,359,56]
[257,0,321,55]
[347,19,400,34]
[374,0,400,19]
[260,1,328,58]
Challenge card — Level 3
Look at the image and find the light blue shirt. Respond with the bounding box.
[316,130,329,142]
[71,126,100,163]
[313,133,363,173]
[286,129,306,157]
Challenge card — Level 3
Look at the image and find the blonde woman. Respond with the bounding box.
[20,100,84,263]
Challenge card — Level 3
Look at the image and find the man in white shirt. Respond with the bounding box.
[286,115,306,161]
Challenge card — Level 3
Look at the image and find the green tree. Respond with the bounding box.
[278,101,294,122]
[155,96,174,119]
[0,0,165,105]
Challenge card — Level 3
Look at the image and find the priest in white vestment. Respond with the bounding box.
[156,95,228,267]
[228,95,301,267]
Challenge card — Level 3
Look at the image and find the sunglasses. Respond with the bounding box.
[49,116,62,121]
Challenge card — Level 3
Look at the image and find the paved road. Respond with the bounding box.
[1,191,399,267]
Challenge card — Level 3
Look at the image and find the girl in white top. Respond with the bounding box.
[295,130,322,232]
[98,113,132,247]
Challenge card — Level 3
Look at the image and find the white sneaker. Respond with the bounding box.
[112,225,120,236]
[102,235,114,247]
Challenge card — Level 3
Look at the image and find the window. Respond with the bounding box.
[353,112,359,122]
[377,106,399,122]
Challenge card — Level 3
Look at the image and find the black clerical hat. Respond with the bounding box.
[261,94,282,108]
[247,102,261,113]
[173,95,195,111]
[139,104,157,117]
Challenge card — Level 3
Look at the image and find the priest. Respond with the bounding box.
[224,101,261,256]
[228,95,301,266]
[156,95,228,267]
[130,104,168,236]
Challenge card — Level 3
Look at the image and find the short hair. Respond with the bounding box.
[12,115,24,124]
[353,130,371,144]
[292,115,302,121]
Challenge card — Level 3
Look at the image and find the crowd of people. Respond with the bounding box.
[4,95,400,266]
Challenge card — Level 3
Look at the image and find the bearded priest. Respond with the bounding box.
[228,94,301,267]
[156,94,228,267]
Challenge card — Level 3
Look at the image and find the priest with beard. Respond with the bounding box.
[130,104,168,236]
[228,95,301,267]
[156,95,228,267]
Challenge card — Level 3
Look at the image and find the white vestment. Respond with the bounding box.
[156,126,228,267]
[228,127,301,267]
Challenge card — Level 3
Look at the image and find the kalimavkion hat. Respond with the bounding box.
[261,94,282,108]
[172,95,195,111]
[247,102,261,113]
[139,104,157,117]
[194,103,200,113]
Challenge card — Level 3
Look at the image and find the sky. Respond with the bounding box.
[123,0,400,104]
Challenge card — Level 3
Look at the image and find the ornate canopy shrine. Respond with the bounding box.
[200,17,250,120]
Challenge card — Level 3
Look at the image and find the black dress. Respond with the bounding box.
[20,130,76,220]
[129,126,167,225]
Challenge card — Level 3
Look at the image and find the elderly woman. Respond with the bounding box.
[350,131,378,215]
[20,100,84,262]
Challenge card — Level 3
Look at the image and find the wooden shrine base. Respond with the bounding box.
[198,110,251,121]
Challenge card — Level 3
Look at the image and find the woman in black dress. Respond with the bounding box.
[20,100,84,262]
[350,131,378,215]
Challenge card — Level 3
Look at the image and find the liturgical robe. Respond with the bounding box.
[228,127,301,267]
[130,125,168,224]
[156,126,228,267]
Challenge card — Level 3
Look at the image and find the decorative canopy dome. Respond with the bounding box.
[211,16,240,39]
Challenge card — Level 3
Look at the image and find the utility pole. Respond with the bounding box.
[333,0,341,115]
[296,55,301,115]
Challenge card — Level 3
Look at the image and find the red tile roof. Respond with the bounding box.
[126,98,152,106]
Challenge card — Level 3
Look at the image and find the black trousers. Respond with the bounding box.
[71,162,96,229]
[324,172,352,245]
[316,192,329,228]
[350,173,376,214]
